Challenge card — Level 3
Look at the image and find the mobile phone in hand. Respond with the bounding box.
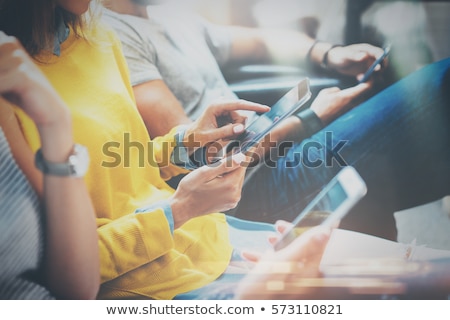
[358,44,391,83]
[273,166,367,251]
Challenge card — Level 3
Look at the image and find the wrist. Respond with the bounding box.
[309,42,333,66]
[309,42,341,70]
[168,195,190,229]
[276,116,302,142]
[320,45,342,70]
[172,125,206,169]
[295,109,324,138]
[35,143,90,178]
[182,125,200,153]
[37,109,74,162]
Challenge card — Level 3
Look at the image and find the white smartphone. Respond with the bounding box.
[274,166,367,251]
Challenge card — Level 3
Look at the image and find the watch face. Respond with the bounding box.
[70,144,90,177]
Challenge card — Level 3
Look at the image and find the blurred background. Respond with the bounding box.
[149,0,450,83]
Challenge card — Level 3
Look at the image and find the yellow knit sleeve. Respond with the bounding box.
[151,126,190,181]
[97,207,174,283]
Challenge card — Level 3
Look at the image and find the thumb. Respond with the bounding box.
[342,81,372,98]
[199,152,246,180]
[241,250,262,263]
[275,220,293,234]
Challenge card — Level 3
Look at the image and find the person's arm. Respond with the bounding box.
[149,99,269,179]
[169,152,247,228]
[247,80,373,164]
[227,26,386,78]
[0,32,99,300]
[38,108,99,300]
[133,79,192,139]
[97,151,247,285]
[235,226,331,300]
[96,100,260,283]
[227,26,316,66]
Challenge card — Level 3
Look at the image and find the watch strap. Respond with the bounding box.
[320,44,342,69]
[35,144,89,177]
[295,108,324,138]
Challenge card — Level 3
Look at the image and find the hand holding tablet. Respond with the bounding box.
[225,78,312,156]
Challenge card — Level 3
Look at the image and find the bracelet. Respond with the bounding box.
[295,108,324,138]
[189,146,208,168]
[320,44,342,69]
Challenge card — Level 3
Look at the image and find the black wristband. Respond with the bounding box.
[295,108,324,138]
[320,44,342,69]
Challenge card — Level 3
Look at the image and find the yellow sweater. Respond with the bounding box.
[14,24,232,299]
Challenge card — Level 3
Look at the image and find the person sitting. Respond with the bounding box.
[0,0,299,300]
[1,0,449,301]
[0,61,99,300]
[0,31,330,301]
[100,0,450,242]
[101,0,386,138]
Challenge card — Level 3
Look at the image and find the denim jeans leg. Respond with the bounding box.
[234,58,450,241]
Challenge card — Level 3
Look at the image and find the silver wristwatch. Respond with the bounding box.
[35,144,90,177]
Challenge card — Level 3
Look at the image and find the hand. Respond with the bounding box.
[235,226,332,299]
[0,32,69,127]
[327,44,386,78]
[169,152,248,228]
[240,220,295,263]
[0,32,72,161]
[184,99,270,149]
[310,81,372,125]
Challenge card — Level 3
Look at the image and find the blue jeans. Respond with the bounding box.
[233,57,450,241]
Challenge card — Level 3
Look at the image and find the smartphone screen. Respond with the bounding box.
[227,78,311,155]
[274,166,367,251]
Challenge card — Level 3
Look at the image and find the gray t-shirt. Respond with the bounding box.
[102,6,238,120]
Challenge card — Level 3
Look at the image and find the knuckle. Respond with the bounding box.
[194,132,207,144]
[224,200,239,211]
[230,185,242,200]
[207,102,219,113]
[224,182,238,196]
[236,99,250,106]
[329,86,341,93]
[318,88,336,98]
